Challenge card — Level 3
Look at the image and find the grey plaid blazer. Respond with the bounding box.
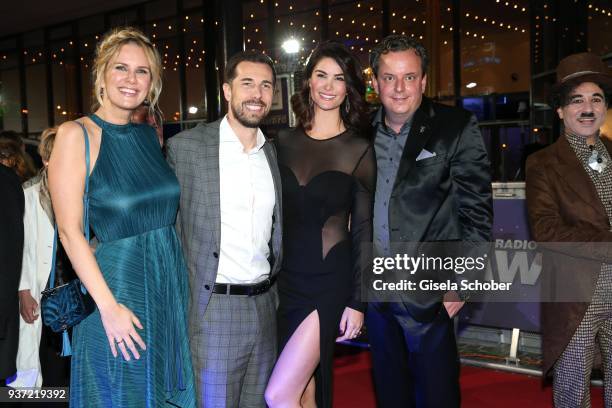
[166,119,283,322]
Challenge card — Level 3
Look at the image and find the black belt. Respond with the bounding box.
[212,275,276,296]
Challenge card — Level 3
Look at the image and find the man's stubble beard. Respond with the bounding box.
[230,100,269,128]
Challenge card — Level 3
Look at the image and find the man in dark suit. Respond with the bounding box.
[526,52,612,407]
[167,51,282,407]
[0,162,24,383]
[366,35,492,407]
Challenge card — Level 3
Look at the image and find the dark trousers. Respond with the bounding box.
[366,302,460,408]
[39,325,70,387]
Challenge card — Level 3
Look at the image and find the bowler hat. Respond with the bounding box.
[552,52,612,95]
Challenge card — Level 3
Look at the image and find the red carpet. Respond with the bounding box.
[332,349,604,407]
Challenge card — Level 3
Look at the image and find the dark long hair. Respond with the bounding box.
[0,138,34,182]
[292,41,369,133]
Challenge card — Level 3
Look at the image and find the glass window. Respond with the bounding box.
[387,0,454,99]
[438,0,454,99]
[531,4,556,75]
[76,16,104,116]
[0,39,21,132]
[480,124,528,181]
[79,15,105,37]
[79,33,100,115]
[184,11,206,120]
[146,0,176,22]
[24,30,48,134]
[51,35,79,125]
[243,0,270,55]
[25,64,47,133]
[155,35,181,122]
[270,0,321,69]
[389,1,427,41]
[146,16,180,122]
[530,2,557,131]
[108,9,140,29]
[329,0,382,68]
[460,0,530,97]
[49,26,72,42]
[80,53,94,115]
[587,2,612,56]
[183,0,201,9]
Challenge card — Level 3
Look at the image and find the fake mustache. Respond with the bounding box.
[579,112,595,118]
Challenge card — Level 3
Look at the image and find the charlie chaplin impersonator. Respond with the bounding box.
[526,52,612,407]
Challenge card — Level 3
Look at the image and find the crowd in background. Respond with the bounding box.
[0,128,70,388]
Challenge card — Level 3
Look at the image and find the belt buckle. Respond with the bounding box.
[249,278,270,297]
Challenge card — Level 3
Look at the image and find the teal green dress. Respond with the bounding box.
[69,114,195,407]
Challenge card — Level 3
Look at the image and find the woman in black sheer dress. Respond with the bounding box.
[265,42,375,408]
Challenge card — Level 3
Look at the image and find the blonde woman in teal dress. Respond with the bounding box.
[48,27,195,407]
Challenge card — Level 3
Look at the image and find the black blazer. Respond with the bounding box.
[388,97,492,243]
[0,163,24,378]
[381,97,493,320]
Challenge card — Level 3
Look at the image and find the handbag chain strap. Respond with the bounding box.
[47,121,91,290]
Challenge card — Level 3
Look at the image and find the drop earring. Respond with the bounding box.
[344,97,350,114]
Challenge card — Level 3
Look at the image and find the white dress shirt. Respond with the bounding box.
[216,116,275,284]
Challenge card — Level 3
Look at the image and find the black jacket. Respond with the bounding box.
[388,97,492,243]
[375,97,493,320]
[0,163,24,379]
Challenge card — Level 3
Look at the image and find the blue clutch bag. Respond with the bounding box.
[41,121,95,356]
[41,278,96,332]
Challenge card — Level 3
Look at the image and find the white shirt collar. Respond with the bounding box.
[220,115,266,154]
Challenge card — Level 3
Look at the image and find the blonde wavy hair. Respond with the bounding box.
[37,127,58,222]
[92,27,162,115]
[38,126,57,163]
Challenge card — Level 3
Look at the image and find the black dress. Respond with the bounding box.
[276,127,375,407]
[0,163,24,379]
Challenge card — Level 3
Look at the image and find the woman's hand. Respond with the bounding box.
[99,303,146,361]
[336,307,364,342]
[18,290,39,323]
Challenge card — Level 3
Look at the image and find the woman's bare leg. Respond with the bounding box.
[265,310,321,408]
[300,376,316,408]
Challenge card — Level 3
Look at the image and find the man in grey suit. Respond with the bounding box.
[167,51,282,408]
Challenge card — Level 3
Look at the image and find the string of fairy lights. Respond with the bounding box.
[242,0,535,63]
[1,14,208,71]
[6,1,607,68]
[2,0,611,67]
[2,0,611,120]
[533,2,611,65]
